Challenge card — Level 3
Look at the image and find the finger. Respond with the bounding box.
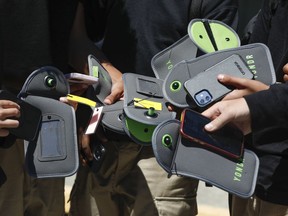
[222,89,248,100]
[0,100,20,109]
[0,108,20,120]
[60,97,78,110]
[283,63,288,74]
[202,103,221,120]
[103,90,123,105]
[218,74,268,92]
[0,119,19,128]
[204,113,230,132]
[217,74,250,89]
[103,80,124,105]
[284,74,288,82]
[81,134,93,161]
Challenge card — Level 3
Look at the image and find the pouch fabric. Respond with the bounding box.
[152,119,259,198]
[122,73,176,145]
[19,66,79,178]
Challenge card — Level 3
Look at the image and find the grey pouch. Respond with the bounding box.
[151,35,199,80]
[184,54,254,107]
[19,66,78,178]
[122,73,176,145]
[163,43,276,108]
[152,119,259,198]
[151,18,241,81]
[87,54,125,134]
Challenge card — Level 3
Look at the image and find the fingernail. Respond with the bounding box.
[218,74,224,81]
[205,123,213,131]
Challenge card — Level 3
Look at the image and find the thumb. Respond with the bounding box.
[204,114,230,132]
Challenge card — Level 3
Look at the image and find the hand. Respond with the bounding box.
[0,100,20,137]
[217,74,269,100]
[59,83,90,110]
[59,96,79,110]
[283,63,288,82]
[102,63,124,105]
[69,83,89,96]
[78,127,94,166]
[202,98,252,135]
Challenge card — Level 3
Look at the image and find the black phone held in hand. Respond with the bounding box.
[0,90,42,141]
[180,108,244,159]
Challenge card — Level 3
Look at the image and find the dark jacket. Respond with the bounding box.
[0,0,78,93]
[246,0,288,205]
[82,0,238,77]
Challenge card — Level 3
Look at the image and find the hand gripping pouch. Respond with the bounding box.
[122,73,176,145]
[87,54,125,134]
[163,43,276,108]
[152,119,259,198]
[19,66,79,178]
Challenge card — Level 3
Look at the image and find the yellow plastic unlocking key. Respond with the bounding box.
[133,98,162,111]
[67,94,97,107]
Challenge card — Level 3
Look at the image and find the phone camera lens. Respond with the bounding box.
[195,90,212,106]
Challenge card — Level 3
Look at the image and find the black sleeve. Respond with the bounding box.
[244,83,288,132]
[81,0,110,42]
[201,0,239,30]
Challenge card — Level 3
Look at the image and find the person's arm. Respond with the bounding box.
[68,2,123,105]
[202,97,252,135]
[245,82,288,132]
[217,74,269,100]
[202,82,288,134]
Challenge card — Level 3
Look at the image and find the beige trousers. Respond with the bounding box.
[231,195,288,216]
[69,140,199,216]
[0,139,65,216]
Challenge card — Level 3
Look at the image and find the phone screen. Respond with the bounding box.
[180,109,244,159]
[65,73,98,85]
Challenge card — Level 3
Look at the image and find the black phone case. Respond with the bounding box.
[184,54,254,107]
[0,90,42,141]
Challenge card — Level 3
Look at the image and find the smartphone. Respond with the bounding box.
[180,108,244,159]
[65,72,98,85]
[184,54,254,107]
[0,90,42,141]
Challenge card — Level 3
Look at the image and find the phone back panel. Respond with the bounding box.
[184,54,253,107]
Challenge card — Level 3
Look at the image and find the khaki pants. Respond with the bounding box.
[69,140,199,216]
[0,139,65,216]
[231,195,288,216]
